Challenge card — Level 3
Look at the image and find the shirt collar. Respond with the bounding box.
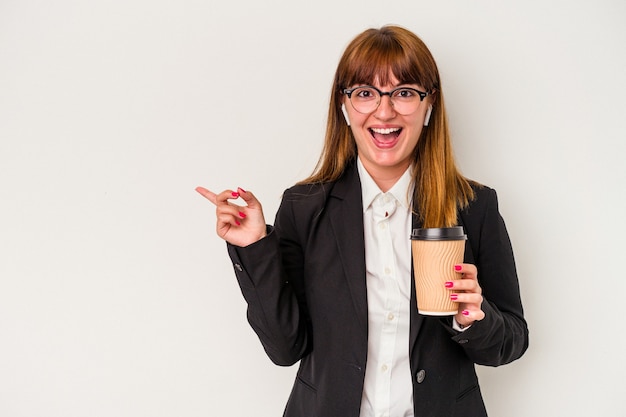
[357,156,413,213]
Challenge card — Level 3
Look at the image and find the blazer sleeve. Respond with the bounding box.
[450,186,529,366]
[226,193,311,367]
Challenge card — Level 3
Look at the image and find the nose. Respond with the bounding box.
[374,94,396,120]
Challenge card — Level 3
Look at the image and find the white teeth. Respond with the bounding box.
[371,127,400,134]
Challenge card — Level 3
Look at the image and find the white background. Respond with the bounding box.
[1,1,625,416]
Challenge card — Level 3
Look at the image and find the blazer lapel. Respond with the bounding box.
[409,210,425,358]
[327,164,369,334]
[326,163,426,354]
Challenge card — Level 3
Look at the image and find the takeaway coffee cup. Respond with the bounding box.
[411,227,467,315]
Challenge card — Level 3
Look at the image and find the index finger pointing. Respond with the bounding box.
[195,186,217,205]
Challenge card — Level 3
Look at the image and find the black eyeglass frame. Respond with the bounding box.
[342,85,430,114]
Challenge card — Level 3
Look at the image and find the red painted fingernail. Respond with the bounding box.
[231,192,239,197]
[450,294,458,301]
[445,282,454,288]
[235,220,241,226]
[454,265,462,271]
[462,310,470,316]
[238,187,246,193]
[239,211,246,218]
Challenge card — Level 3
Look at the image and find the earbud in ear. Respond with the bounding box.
[341,103,351,126]
[424,105,433,127]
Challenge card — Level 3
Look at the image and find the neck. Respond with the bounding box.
[366,165,408,192]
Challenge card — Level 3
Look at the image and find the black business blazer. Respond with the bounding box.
[227,162,528,417]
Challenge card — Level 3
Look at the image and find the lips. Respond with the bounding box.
[369,127,402,148]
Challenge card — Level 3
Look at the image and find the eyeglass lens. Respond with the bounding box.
[349,87,424,115]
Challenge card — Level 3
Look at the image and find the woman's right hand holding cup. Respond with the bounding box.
[195,186,267,247]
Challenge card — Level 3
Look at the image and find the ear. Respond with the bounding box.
[423,104,433,127]
[341,103,351,126]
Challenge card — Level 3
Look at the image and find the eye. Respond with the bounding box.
[354,87,377,100]
[393,88,416,99]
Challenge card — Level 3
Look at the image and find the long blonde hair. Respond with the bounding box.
[299,25,476,228]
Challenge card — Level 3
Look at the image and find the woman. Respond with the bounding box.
[197,25,528,417]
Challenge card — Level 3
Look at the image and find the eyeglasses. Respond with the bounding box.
[342,85,430,115]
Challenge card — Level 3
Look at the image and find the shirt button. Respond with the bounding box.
[416,369,426,383]
[381,364,388,372]
[384,267,391,275]
[387,313,395,321]
[379,223,387,230]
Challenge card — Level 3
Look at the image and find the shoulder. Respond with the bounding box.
[458,181,502,228]
[466,181,498,212]
[283,182,332,201]
[275,181,334,228]
[281,182,333,211]
[276,163,361,233]
[459,181,512,241]
[273,181,338,246]
[459,182,514,265]
[281,162,360,212]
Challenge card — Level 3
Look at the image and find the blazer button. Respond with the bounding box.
[234,263,243,272]
[416,369,426,384]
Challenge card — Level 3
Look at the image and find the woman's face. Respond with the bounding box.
[343,76,432,186]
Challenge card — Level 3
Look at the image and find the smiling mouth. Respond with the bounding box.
[369,127,402,143]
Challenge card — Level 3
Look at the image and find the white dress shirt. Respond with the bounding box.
[358,158,414,417]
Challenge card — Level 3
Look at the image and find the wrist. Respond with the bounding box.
[453,317,473,331]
